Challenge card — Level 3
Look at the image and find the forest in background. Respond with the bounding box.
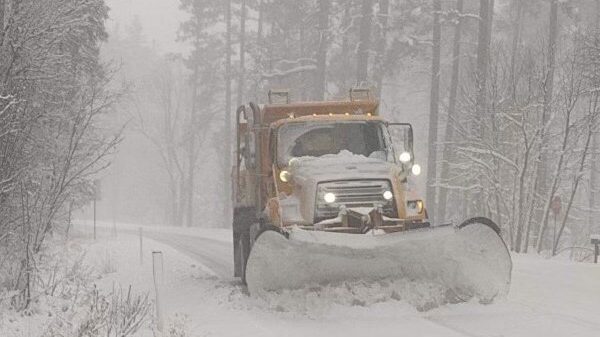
[105,0,600,257]
[3,0,600,312]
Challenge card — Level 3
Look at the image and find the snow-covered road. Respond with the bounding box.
[143,231,233,278]
[137,226,600,337]
[76,222,600,337]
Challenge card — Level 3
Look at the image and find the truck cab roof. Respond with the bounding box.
[261,100,380,126]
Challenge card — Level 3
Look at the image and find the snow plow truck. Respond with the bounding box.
[232,89,511,301]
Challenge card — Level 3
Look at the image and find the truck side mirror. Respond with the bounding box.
[244,131,257,169]
[387,123,415,166]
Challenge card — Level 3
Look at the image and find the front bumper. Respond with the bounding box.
[299,207,430,234]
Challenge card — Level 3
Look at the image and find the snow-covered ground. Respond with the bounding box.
[77,219,233,244]
[3,223,599,337]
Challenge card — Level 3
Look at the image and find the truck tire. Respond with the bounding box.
[237,232,250,284]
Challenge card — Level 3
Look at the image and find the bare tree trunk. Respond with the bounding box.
[177,176,186,227]
[0,0,9,49]
[475,0,491,117]
[508,0,530,251]
[537,108,572,253]
[523,173,539,253]
[543,0,559,154]
[257,0,263,44]
[588,0,600,243]
[427,0,442,222]
[225,0,232,227]
[537,0,558,222]
[0,0,4,37]
[168,143,181,227]
[488,0,495,40]
[340,1,353,89]
[356,0,373,85]
[170,181,177,226]
[373,0,390,98]
[514,138,533,253]
[237,0,247,107]
[299,25,307,100]
[438,0,464,223]
[1,0,8,31]
[597,0,600,26]
[590,124,599,235]
[535,0,560,251]
[186,64,199,228]
[66,201,72,238]
[313,0,330,100]
[553,113,595,255]
[509,0,523,102]
[473,0,491,214]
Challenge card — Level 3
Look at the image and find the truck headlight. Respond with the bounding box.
[399,152,411,163]
[279,170,292,182]
[323,192,336,203]
[383,190,393,200]
[411,164,422,176]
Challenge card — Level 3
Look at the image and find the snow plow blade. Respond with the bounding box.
[245,217,512,302]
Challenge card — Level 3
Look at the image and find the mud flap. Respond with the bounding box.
[245,218,512,302]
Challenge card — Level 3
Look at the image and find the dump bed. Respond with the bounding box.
[261,100,379,125]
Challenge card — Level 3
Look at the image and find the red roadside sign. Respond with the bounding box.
[551,196,561,216]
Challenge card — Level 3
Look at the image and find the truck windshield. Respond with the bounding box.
[277,121,390,166]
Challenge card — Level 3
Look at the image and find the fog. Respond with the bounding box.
[105,0,187,54]
[4,0,600,262]
[3,1,600,335]
[88,0,600,256]
[91,0,432,229]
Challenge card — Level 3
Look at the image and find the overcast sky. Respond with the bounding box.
[106,0,188,53]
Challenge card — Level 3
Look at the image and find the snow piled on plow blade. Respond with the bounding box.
[246,221,512,304]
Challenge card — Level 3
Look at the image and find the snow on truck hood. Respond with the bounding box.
[279,151,400,225]
[288,150,398,183]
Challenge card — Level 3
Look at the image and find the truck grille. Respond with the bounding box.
[315,180,397,222]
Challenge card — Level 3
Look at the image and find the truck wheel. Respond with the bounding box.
[238,233,250,285]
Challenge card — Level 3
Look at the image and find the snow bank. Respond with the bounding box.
[0,239,93,337]
[0,236,157,337]
[250,278,450,317]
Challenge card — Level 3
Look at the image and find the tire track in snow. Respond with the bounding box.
[423,316,485,337]
[424,302,600,337]
[511,300,600,331]
[142,231,234,278]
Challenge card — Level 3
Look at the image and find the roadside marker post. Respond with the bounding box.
[551,196,561,249]
[93,198,97,241]
[152,251,165,332]
[139,227,143,265]
[93,179,101,240]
